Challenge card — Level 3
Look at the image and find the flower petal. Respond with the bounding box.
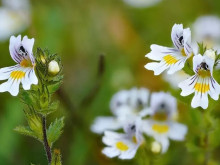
[91,117,121,134]
[102,131,124,146]
[168,122,187,141]
[0,65,19,80]
[0,78,13,93]
[145,61,169,75]
[21,68,33,90]
[119,146,138,159]
[183,28,193,56]
[21,36,35,64]
[178,75,197,96]
[191,92,208,109]
[102,147,120,158]
[29,69,38,85]
[8,78,21,96]
[155,136,170,153]
[146,44,178,61]
[208,78,220,100]
[9,35,23,63]
[167,58,185,74]
[171,24,184,50]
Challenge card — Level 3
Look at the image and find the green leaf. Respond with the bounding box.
[23,109,43,141]
[14,126,40,141]
[39,101,59,116]
[48,81,63,94]
[47,117,65,146]
[20,90,38,105]
[198,42,207,55]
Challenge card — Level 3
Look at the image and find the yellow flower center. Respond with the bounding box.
[10,71,25,80]
[197,70,211,78]
[132,136,137,144]
[163,55,178,65]
[20,59,33,68]
[152,124,169,134]
[116,141,129,151]
[153,112,168,121]
[181,48,187,57]
[194,82,210,93]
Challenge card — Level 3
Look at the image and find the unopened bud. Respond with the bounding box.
[40,55,46,64]
[204,49,216,61]
[151,141,161,154]
[48,60,60,76]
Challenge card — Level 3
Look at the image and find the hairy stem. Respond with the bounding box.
[42,116,52,164]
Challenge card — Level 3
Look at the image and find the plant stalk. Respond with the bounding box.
[42,116,52,164]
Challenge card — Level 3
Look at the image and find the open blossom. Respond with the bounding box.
[179,54,220,109]
[102,119,143,159]
[192,15,220,50]
[145,24,193,75]
[0,35,38,96]
[142,92,187,153]
[0,0,30,41]
[123,0,162,8]
[91,87,149,134]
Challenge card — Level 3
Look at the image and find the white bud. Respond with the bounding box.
[204,49,216,61]
[151,141,161,154]
[48,60,60,75]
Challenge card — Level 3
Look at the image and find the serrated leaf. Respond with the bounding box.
[14,126,41,142]
[38,101,59,116]
[20,90,37,105]
[47,117,65,146]
[48,81,63,94]
[23,109,43,141]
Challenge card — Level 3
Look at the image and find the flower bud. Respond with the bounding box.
[151,141,161,154]
[40,55,46,64]
[48,60,60,76]
[204,49,216,61]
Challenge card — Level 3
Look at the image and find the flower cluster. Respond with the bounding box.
[145,23,220,109]
[91,88,187,159]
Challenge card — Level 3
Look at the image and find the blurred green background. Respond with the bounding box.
[1,0,220,164]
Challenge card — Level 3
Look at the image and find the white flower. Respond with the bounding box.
[91,87,150,134]
[123,0,162,8]
[110,87,150,118]
[142,92,187,153]
[2,0,30,11]
[48,60,60,75]
[0,0,30,42]
[102,119,143,159]
[146,92,177,118]
[145,24,193,75]
[162,70,190,89]
[179,54,220,109]
[0,35,38,96]
[193,15,220,49]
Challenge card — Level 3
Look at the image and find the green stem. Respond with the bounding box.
[201,110,210,165]
[42,116,52,164]
[204,132,209,165]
